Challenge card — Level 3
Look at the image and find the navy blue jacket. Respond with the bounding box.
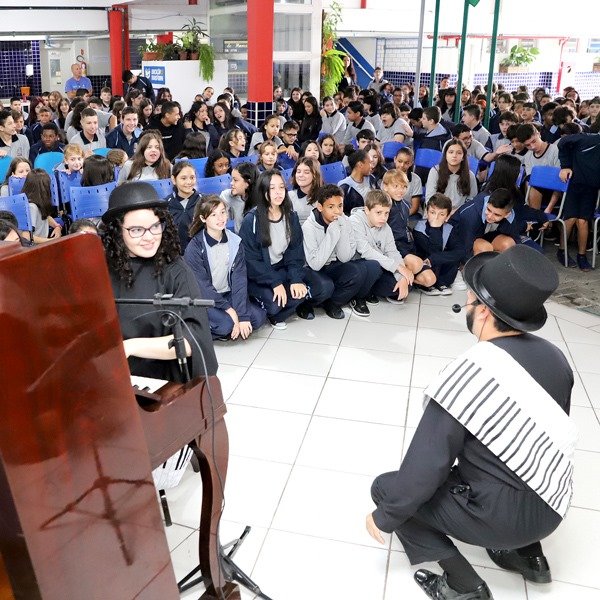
[387,199,415,256]
[239,208,305,287]
[413,219,464,267]
[558,133,600,188]
[106,125,141,157]
[184,229,254,321]
[456,196,521,259]
[166,190,202,253]
[29,141,65,164]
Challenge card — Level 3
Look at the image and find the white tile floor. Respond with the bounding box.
[164,292,600,600]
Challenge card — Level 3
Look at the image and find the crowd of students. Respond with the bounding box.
[1,70,599,340]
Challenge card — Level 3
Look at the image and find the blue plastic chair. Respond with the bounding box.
[0,156,12,183]
[414,148,443,170]
[34,152,65,175]
[57,171,82,207]
[525,166,569,265]
[0,193,33,235]
[69,183,117,220]
[276,154,296,171]
[320,161,347,185]
[144,178,173,199]
[382,141,406,162]
[92,147,111,157]
[8,176,25,196]
[178,157,209,178]
[197,174,232,195]
[279,168,294,190]
[468,155,480,175]
[231,155,258,168]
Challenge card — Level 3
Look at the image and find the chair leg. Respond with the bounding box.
[593,219,599,270]
[560,221,568,268]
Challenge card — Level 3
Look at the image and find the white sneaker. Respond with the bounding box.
[386,297,405,305]
[270,320,287,330]
[452,271,467,291]
[436,285,453,296]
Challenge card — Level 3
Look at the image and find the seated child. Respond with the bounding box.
[350,190,415,309]
[184,196,267,340]
[456,187,520,259]
[339,149,378,215]
[1,157,32,196]
[29,123,65,164]
[393,147,423,216]
[69,218,98,235]
[302,184,381,319]
[413,193,464,295]
[21,168,63,244]
[256,140,279,173]
[381,169,438,294]
[166,160,201,252]
[220,162,258,233]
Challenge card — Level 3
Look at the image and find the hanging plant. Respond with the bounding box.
[199,44,215,81]
[321,1,344,98]
[180,18,215,80]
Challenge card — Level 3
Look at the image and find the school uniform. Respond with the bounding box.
[376,118,412,144]
[184,229,267,338]
[239,208,329,323]
[425,166,478,210]
[413,218,463,286]
[150,117,188,161]
[414,123,451,153]
[220,188,246,234]
[288,189,313,225]
[523,143,559,177]
[339,174,378,215]
[0,133,30,159]
[248,133,283,156]
[29,141,65,165]
[106,124,142,158]
[302,209,381,308]
[320,111,347,144]
[471,123,492,149]
[403,171,423,209]
[387,198,416,256]
[165,189,202,253]
[342,118,376,145]
[540,125,560,145]
[70,130,107,153]
[298,114,323,144]
[350,207,406,299]
[490,132,510,152]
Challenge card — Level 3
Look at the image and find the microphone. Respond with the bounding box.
[452,303,463,313]
[115,294,215,308]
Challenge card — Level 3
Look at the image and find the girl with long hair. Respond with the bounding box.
[220,161,259,232]
[184,195,267,340]
[81,155,115,186]
[174,132,207,161]
[165,160,201,252]
[21,168,62,243]
[218,128,247,159]
[319,134,343,164]
[288,157,323,224]
[184,100,217,152]
[118,130,172,184]
[210,101,237,149]
[137,98,154,130]
[55,97,71,131]
[298,96,322,144]
[436,87,459,121]
[298,139,324,164]
[204,150,231,178]
[256,140,279,173]
[425,139,476,212]
[0,157,31,196]
[248,114,283,156]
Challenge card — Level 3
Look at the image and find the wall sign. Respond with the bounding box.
[144,66,166,85]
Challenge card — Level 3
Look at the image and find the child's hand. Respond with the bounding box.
[290,283,308,299]
[393,278,410,300]
[559,168,572,183]
[238,321,253,339]
[273,284,287,307]
[366,513,385,544]
[398,265,414,285]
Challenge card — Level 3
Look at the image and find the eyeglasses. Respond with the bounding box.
[123,221,165,238]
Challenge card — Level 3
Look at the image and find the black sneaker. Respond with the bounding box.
[576,253,592,272]
[365,293,380,305]
[324,301,345,320]
[296,303,315,320]
[556,249,577,268]
[417,284,441,296]
[350,298,370,317]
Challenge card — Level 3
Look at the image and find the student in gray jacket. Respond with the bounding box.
[350,190,415,307]
[302,185,381,319]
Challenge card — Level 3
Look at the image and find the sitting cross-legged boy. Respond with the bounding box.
[381,169,439,294]
[302,184,382,319]
[350,190,415,309]
[456,187,521,259]
[413,193,464,295]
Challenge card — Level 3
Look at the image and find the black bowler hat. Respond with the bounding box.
[463,245,559,332]
[102,182,167,224]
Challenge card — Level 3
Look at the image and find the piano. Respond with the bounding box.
[0,235,239,600]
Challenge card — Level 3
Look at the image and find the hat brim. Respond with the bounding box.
[463,251,548,332]
[102,199,168,224]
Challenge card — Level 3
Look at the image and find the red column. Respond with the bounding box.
[247,0,274,102]
[108,5,128,96]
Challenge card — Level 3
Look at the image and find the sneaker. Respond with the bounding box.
[556,249,577,268]
[386,297,405,305]
[350,298,370,317]
[324,301,345,320]
[417,284,441,296]
[269,319,287,330]
[452,270,467,291]
[576,253,593,272]
[436,285,453,296]
[296,303,315,320]
[365,293,380,305]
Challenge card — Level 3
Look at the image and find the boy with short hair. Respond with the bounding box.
[339,149,378,215]
[488,92,513,134]
[342,128,375,170]
[413,193,463,294]
[350,190,415,308]
[342,101,376,146]
[106,106,141,157]
[461,104,492,148]
[279,120,301,165]
[456,188,520,259]
[540,102,560,143]
[29,123,65,163]
[381,169,438,294]
[490,112,518,151]
[71,107,107,154]
[31,106,53,144]
[415,106,451,152]
[521,102,540,125]
[302,184,382,319]
[506,124,527,162]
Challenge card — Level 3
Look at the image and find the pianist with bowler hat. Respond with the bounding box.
[367,245,577,600]
[101,181,217,381]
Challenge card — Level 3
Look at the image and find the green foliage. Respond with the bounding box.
[139,41,160,57]
[181,17,208,53]
[500,44,540,67]
[199,44,215,81]
[163,42,182,61]
[322,0,343,46]
[321,49,346,97]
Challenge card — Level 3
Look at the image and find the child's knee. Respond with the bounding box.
[473,238,493,254]
[417,268,436,287]
[492,236,516,252]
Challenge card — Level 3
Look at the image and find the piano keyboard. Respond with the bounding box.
[131,375,168,393]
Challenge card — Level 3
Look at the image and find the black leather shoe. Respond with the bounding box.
[324,301,345,320]
[295,303,315,320]
[486,549,551,583]
[414,570,493,599]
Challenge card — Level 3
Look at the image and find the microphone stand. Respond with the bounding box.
[115,294,273,599]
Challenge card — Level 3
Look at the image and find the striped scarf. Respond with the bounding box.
[424,341,577,518]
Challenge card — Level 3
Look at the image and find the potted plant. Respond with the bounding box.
[180,18,215,80]
[499,44,540,73]
[163,42,182,61]
[139,41,165,61]
[321,1,345,97]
